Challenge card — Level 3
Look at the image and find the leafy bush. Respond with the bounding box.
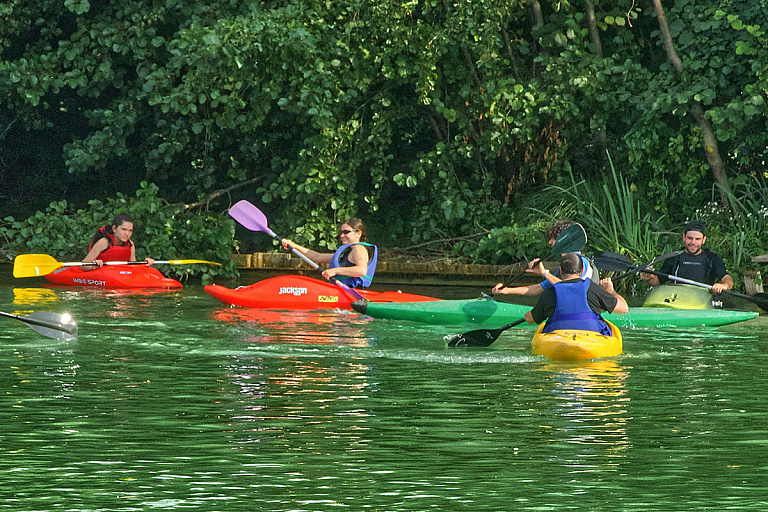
[473,225,550,265]
[0,182,238,283]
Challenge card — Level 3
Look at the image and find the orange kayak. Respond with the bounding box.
[45,265,182,289]
[205,275,439,309]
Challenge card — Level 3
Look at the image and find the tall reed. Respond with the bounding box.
[529,153,668,261]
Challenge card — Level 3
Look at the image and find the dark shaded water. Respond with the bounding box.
[2,276,768,510]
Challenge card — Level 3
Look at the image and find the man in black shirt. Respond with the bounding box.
[525,253,628,335]
[641,220,733,294]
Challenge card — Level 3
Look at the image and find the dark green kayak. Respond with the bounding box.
[351,297,759,328]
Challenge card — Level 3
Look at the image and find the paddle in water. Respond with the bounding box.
[1,310,78,340]
[492,223,587,293]
[228,200,367,302]
[445,318,526,347]
[13,254,221,278]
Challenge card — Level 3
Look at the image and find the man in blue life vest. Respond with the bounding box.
[640,220,733,294]
[524,252,628,335]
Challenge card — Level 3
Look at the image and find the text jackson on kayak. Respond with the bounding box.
[281,218,378,289]
[82,212,155,268]
[640,220,733,294]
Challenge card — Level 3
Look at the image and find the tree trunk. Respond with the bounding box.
[651,0,730,206]
[585,1,603,58]
[528,0,543,77]
[584,1,608,171]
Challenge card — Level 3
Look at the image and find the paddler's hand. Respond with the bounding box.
[528,258,546,274]
[711,282,728,294]
[491,282,506,295]
[281,238,296,251]
[600,277,616,294]
[144,258,155,266]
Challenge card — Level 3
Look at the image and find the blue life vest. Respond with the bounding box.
[543,279,612,335]
[329,243,378,289]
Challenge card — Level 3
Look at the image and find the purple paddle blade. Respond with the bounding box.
[228,200,275,236]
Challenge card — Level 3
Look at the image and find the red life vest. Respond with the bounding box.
[89,226,133,262]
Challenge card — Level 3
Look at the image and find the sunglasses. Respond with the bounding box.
[339,229,358,235]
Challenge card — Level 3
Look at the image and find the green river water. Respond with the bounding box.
[2,275,768,511]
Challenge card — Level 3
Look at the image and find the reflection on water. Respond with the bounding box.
[211,307,372,347]
[536,361,630,474]
[2,279,768,510]
[12,287,60,307]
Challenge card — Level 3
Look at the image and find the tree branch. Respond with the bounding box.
[182,175,265,211]
[398,230,491,252]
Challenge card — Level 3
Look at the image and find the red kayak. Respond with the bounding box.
[45,265,182,289]
[204,275,439,309]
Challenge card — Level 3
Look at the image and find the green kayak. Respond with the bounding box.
[351,297,759,328]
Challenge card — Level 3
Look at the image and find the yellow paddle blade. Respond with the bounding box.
[161,259,222,266]
[13,254,65,278]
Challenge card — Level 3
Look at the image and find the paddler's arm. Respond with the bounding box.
[82,239,109,269]
[281,238,332,264]
[129,246,154,266]
[712,275,733,294]
[492,283,544,297]
[530,258,560,285]
[524,310,535,324]
[601,278,629,314]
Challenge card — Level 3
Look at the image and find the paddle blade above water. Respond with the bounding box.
[552,224,587,255]
[13,254,64,278]
[228,200,274,236]
[592,252,634,272]
[495,224,587,292]
[158,259,222,266]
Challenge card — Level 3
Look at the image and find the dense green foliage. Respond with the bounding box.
[1,0,767,279]
[0,182,237,282]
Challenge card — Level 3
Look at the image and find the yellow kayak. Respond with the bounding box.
[643,283,726,309]
[531,320,622,361]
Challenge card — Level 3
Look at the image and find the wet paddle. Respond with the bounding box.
[592,250,685,277]
[494,223,588,292]
[13,254,221,278]
[228,200,367,302]
[592,252,634,272]
[608,250,685,282]
[446,318,526,347]
[1,310,78,340]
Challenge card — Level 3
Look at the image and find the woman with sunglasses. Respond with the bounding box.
[281,218,378,289]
